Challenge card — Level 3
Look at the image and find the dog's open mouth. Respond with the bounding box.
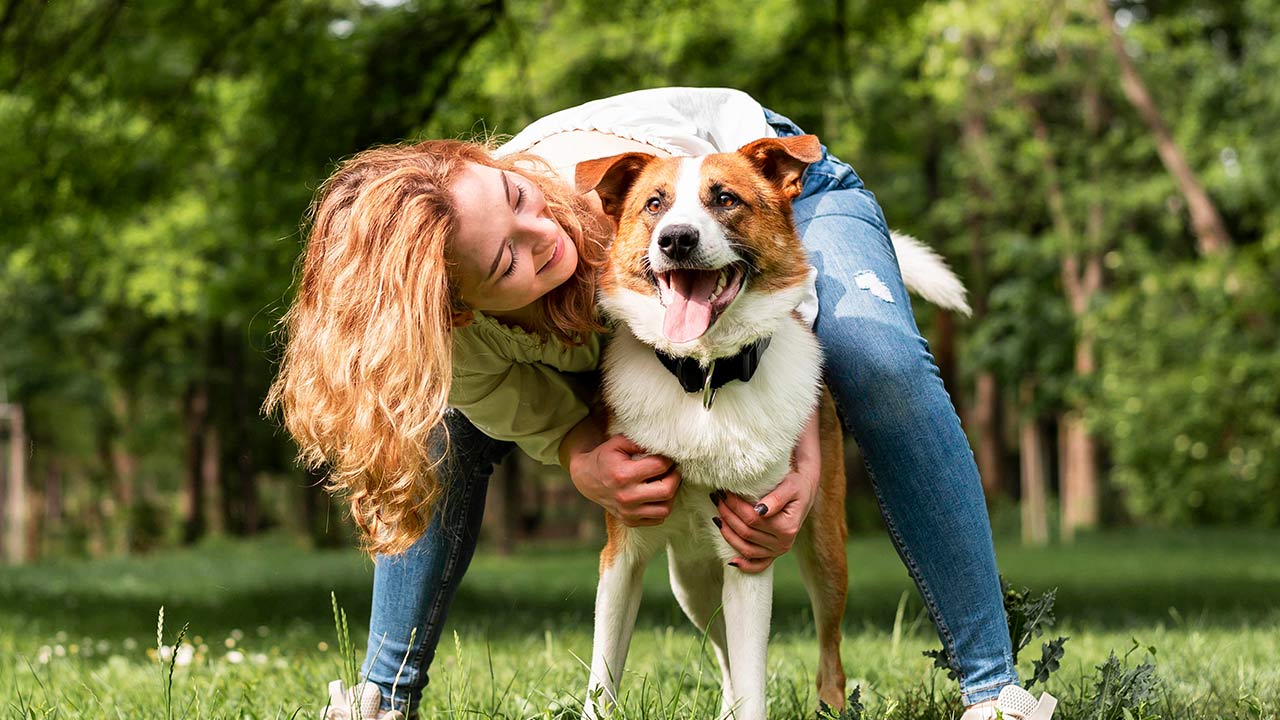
[654,264,745,343]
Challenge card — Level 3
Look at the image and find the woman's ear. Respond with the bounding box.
[574,152,657,225]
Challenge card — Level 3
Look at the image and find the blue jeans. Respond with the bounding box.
[360,111,1018,712]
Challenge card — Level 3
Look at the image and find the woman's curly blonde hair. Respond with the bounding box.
[264,139,608,556]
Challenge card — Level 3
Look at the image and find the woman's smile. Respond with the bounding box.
[538,234,565,274]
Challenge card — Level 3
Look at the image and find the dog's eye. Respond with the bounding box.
[715,192,739,208]
[645,197,661,213]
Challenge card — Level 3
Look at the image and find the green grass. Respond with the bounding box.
[1,529,1278,718]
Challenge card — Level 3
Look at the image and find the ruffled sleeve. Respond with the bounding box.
[447,313,601,466]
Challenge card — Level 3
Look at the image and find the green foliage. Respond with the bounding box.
[817,686,865,720]
[3,0,1280,555]
[1028,636,1068,690]
[1090,641,1162,720]
[1091,241,1280,525]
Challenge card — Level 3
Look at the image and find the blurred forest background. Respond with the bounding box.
[1,0,1277,562]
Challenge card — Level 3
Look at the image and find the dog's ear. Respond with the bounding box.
[575,152,657,224]
[738,135,823,200]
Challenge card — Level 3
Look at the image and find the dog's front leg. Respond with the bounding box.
[584,527,649,719]
[720,565,774,720]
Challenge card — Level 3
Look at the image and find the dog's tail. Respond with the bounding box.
[890,232,972,317]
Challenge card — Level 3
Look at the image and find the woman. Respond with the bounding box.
[267,88,1054,720]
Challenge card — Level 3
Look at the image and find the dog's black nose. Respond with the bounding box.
[657,224,699,261]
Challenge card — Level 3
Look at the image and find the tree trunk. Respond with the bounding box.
[483,455,520,555]
[1059,411,1099,541]
[3,404,27,564]
[182,379,208,544]
[1096,0,1231,256]
[227,334,259,534]
[1018,381,1049,546]
[1059,316,1101,540]
[961,36,1004,499]
[202,423,225,536]
[1059,76,1107,540]
[974,372,1005,497]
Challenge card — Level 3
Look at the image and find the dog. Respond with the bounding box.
[574,135,970,720]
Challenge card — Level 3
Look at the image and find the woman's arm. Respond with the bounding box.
[560,414,682,527]
[714,402,822,572]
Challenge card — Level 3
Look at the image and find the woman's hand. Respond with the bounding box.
[561,416,681,526]
[715,405,822,573]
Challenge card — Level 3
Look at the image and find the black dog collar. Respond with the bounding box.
[655,337,772,409]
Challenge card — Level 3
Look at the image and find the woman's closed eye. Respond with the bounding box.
[501,240,518,279]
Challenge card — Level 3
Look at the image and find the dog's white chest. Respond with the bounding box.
[603,318,823,498]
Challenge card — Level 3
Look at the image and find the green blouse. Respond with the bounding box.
[447,311,601,466]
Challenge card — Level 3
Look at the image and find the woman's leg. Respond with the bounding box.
[359,409,514,714]
[771,120,1017,705]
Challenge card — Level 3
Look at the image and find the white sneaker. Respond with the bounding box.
[960,685,1058,720]
[320,680,406,720]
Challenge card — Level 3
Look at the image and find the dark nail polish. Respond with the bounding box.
[712,517,722,529]
[728,561,740,568]
[709,492,719,505]
[754,503,768,516]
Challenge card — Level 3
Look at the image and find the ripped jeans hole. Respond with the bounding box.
[854,270,895,303]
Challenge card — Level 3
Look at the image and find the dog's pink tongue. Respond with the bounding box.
[663,270,719,343]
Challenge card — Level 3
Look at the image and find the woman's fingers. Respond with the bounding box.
[621,501,673,527]
[624,468,681,505]
[717,492,781,545]
[715,510,775,559]
[728,555,776,574]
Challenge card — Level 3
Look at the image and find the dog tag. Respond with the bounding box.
[701,359,718,411]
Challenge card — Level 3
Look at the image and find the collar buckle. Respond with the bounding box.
[701,359,718,411]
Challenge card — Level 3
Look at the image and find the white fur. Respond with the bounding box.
[890,231,972,316]
[588,272,822,719]
[648,157,743,277]
[601,316,821,497]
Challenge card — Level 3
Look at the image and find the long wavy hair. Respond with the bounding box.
[264,139,608,555]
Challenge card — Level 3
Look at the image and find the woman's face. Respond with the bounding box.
[449,162,579,314]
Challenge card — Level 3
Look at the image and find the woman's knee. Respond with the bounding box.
[819,318,944,426]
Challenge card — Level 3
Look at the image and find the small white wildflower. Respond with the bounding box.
[251,653,267,665]
[123,637,138,651]
[226,650,245,664]
[230,628,244,641]
[175,644,195,667]
[224,637,236,648]
[54,645,66,657]
[37,646,52,664]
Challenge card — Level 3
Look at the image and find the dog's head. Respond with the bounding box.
[576,135,821,358]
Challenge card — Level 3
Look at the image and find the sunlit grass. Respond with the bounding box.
[1,530,1277,718]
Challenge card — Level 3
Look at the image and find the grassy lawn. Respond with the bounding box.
[1,529,1277,718]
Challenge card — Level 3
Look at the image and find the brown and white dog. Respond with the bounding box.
[574,136,968,720]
